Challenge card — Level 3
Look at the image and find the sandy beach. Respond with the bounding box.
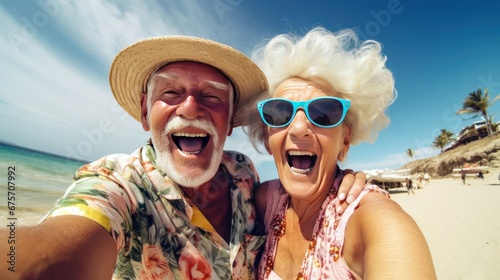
[390,168,500,279]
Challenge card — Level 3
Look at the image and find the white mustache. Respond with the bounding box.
[164,117,218,138]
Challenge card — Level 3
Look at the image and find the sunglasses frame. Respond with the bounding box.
[257,96,351,128]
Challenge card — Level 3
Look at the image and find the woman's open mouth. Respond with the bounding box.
[286,150,317,174]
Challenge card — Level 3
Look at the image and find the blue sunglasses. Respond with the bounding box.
[257,96,350,128]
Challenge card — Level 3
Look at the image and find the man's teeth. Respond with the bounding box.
[172,132,208,137]
[171,132,209,155]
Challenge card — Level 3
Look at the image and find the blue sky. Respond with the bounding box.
[1,0,500,182]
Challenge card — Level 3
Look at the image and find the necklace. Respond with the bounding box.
[263,186,340,280]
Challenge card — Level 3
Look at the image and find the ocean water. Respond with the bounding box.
[0,143,87,226]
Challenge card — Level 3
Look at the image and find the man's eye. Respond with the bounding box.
[204,94,222,102]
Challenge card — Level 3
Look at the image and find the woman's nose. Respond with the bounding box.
[288,110,311,137]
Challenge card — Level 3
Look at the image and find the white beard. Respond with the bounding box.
[152,117,225,188]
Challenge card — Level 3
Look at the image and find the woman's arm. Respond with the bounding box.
[344,193,437,279]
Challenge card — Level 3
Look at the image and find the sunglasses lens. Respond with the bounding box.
[262,100,294,126]
[308,99,344,127]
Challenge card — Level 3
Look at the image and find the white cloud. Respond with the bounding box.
[51,1,225,61]
[0,6,149,159]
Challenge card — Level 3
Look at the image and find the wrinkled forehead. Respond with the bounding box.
[274,77,339,99]
[146,61,236,99]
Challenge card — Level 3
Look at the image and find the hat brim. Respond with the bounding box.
[109,36,268,127]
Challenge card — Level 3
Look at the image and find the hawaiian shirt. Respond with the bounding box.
[43,141,266,279]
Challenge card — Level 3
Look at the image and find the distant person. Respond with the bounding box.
[416,174,423,189]
[478,171,484,180]
[461,169,466,185]
[424,172,430,185]
[406,177,415,195]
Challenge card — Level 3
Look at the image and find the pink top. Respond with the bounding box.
[258,172,388,279]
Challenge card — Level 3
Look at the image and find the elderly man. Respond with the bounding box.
[0,36,364,279]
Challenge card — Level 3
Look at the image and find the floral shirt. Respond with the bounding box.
[43,142,266,279]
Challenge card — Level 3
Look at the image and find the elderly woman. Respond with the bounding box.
[246,28,436,279]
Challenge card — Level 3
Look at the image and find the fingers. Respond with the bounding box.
[338,169,355,201]
[348,171,366,203]
[336,169,367,214]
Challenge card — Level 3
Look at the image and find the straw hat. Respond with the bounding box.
[109,35,268,127]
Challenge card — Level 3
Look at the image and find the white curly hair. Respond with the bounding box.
[244,27,396,149]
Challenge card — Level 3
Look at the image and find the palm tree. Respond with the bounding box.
[432,129,456,153]
[432,135,447,153]
[440,129,455,143]
[406,148,415,161]
[457,88,500,136]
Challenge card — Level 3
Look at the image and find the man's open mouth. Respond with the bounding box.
[286,150,317,174]
[172,132,210,155]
